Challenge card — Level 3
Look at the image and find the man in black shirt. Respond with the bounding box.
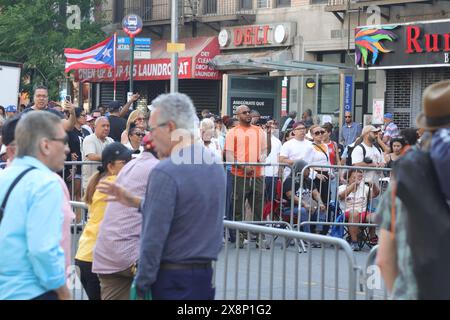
[282,160,326,237]
[65,107,87,212]
[23,86,76,131]
[107,94,141,142]
[108,101,127,142]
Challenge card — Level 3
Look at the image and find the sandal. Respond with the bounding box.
[370,235,378,246]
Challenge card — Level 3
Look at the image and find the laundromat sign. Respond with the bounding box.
[218,22,296,50]
[356,19,450,69]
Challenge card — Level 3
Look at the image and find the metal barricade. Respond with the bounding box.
[68,200,89,300]
[364,245,388,300]
[288,164,392,251]
[216,221,360,300]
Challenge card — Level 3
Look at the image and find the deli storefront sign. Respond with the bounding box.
[355,19,450,69]
[218,22,296,50]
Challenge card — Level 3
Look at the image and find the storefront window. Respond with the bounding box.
[240,0,252,10]
[318,74,340,114]
[276,0,291,7]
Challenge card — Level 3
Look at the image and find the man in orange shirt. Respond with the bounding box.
[225,105,269,247]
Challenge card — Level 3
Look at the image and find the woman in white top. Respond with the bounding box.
[200,118,222,160]
[124,122,144,156]
[338,169,379,251]
[121,110,146,145]
[305,125,332,234]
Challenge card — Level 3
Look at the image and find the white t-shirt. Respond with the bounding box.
[82,134,114,188]
[351,142,385,183]
[338,183,370,213]
[203,138,222,160]
[279,138,312,179]
[264,135,282,177]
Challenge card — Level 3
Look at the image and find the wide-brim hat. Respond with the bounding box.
[416,80,450,130]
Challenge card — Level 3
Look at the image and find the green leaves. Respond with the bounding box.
[0,0,106,99]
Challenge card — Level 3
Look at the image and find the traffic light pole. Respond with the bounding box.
[170,0,178,93]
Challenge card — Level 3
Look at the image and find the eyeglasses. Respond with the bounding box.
[239,111,251,115]
[294,127,306,131]
[314,130,325,136]
[135,117,145,121]
[148,122,168,132]
[50,135,69,145]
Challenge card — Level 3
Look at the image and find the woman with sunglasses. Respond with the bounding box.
[121,110,146,145]
[125,122,145,156]
[304,124,332,237]
[75,143,132,300]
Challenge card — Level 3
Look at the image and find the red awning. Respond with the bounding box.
[74,36,221,82]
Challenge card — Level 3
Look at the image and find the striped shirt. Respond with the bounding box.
[92,152,159,274]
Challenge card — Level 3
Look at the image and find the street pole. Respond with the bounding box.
[129,35,135,94]
[170,0,178,93]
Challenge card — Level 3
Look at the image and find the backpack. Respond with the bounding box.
[395,147,450,299]
[346,143,382,166]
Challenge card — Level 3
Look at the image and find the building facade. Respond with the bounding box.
[78,0,449,126]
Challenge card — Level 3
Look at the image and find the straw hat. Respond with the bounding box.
[416,80,450,130]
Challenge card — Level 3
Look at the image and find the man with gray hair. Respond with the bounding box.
[97,92,225,299]
[82,116,114,188]
[0,112,71,300]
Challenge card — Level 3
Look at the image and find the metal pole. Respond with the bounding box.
[129,35,135,93]
[170,0,179,93]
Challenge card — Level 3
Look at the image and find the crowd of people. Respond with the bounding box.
[0,78,448,301]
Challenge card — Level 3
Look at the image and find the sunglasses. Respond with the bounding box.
[345,116,352,118]
[133,132,145,137]
[50,135,69,145]
[314,130,325,136]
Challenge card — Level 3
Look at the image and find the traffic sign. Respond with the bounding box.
[167,42,185,53]
[117,37,151,51]
[122,14,143,37]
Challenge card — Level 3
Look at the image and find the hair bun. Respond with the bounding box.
[97,166,105,173]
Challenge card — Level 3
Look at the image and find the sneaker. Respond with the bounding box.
[369,235,378,246]
[311,242,322,248]
[256,238,271,250]
[351,241,360,252]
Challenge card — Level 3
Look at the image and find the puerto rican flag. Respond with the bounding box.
[64,35,116,72]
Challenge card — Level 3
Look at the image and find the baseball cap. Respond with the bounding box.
[361,125,381,136]
[86,115,94,122]
[1,115,21,146]
[101,142,133,169]
[5,105,17,113]
[108,101,121,111]
[384,113,394,119]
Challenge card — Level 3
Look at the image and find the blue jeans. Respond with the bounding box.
[282,207,327,233]
[151,267,215,300]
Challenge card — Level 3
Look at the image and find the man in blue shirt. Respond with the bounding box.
[340,111,362,147]
[0,112,71,300]
[98,93,226,300]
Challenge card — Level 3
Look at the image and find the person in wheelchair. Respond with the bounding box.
[338,169,380,251]
[282,160,327,243]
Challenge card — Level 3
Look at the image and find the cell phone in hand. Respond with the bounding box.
[65,95,72,103]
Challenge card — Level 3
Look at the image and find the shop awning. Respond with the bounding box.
[74,36,221,83]
[210,49,353,76]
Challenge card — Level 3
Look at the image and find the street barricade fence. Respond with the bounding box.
[216,221,360,300]
[64,161,390,300]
